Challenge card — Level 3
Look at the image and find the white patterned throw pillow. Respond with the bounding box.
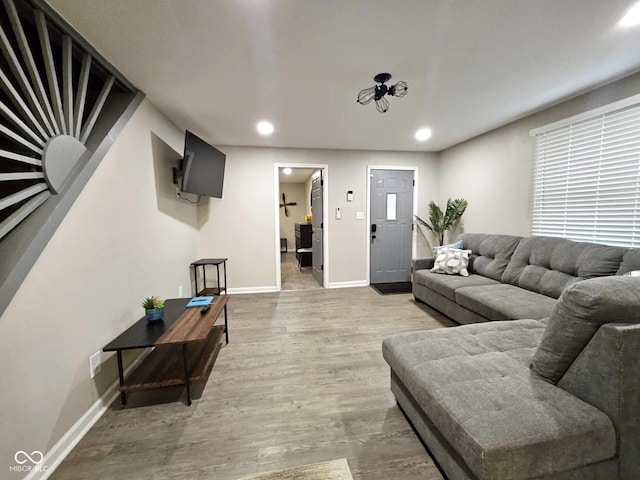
[431,248,472,277]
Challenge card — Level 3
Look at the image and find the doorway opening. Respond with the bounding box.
[274,163,329,291]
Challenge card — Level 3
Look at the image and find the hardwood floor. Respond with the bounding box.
[280,252,322,291]
[52,287,454,480]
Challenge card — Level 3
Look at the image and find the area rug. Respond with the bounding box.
[239,458,353,480]
[371,281,412,294]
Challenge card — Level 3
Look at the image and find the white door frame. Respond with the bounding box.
[366,165,418,284]
[274,163,329,291]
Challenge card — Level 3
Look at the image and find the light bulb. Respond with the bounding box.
[357,86,376,105]
[390,81,408,98]
[375,96,390,113]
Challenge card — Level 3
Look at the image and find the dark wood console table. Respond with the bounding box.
[103,296,229,406]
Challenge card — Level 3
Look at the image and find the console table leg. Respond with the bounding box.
[224,303,229,344]
[202,267,207,295]
[193,266,198,297]
[223,261,227,295]
[182,344,192,406]
[116,350,127,406]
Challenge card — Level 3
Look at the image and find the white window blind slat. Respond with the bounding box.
[531,98,640,248]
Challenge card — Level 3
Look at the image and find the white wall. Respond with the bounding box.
[278,182,307,252]
[197,147,439,290]
[0,99,198,469]
[439,70,640,236]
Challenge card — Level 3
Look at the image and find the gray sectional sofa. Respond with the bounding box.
[382,234,640,480]
[412,233,640,324]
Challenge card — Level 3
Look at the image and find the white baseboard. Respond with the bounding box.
[227,286,277,295]
[26,352,148,480]
[328,280,369,289]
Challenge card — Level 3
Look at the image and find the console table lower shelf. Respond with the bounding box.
[104,296,229,406]
[120,326,225,392]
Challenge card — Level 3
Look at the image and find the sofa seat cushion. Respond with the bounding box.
[413,270,501,301]
[383,321,617,480]
[455,284,557,321]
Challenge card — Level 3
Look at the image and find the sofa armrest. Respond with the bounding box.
[412,257,435,272]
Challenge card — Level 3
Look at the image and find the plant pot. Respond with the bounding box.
[145,307,164,322]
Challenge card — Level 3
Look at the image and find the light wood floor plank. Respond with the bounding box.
[51,287,453,479]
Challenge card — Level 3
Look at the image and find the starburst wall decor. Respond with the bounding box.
[0,0,142,317]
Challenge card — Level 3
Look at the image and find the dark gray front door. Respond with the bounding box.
[311,172,323,286]
[370,169,414,284]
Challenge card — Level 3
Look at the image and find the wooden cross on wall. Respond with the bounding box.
[280,193,297,216]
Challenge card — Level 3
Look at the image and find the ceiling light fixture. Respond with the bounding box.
[357,73,408,113]
[283,168,292,175]
[257,121,274,135]
[415,128,432,141]
[619,2,640,27]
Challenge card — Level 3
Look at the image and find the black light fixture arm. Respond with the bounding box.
[374,84,388,100]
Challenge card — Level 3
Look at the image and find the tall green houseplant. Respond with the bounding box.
[416,198,468,246]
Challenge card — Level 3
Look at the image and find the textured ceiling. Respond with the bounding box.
[47,0,640,152]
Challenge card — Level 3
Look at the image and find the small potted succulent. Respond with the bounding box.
[141,296,165,322]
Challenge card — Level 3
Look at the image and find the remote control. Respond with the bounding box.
[200,306,210,315]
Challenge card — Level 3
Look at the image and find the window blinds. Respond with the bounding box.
[531,100,640,247]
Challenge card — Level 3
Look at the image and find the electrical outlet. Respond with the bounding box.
[89,351,102,378]
[178,285,183,297]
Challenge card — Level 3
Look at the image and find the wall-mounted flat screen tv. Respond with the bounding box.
[181,130,226,198]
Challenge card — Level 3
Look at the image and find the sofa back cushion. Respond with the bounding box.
[502,236,624,298]
[531,276,640,383]
[458,233,522,281]
[617,248,640,275]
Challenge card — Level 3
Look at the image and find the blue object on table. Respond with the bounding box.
[186,296,214,308]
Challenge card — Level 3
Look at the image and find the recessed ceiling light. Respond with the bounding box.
[283,168,292,175]
[619,2,640,27]
[257,121,274,136]
[415,128,432,141]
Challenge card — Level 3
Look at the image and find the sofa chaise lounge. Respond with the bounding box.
[382,234,640,479]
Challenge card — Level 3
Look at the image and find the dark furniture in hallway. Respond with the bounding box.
[295,223,312,268]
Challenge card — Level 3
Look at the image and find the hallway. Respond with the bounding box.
[281,252,322,291]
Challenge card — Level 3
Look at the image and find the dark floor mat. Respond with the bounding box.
[371,282,412,294]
